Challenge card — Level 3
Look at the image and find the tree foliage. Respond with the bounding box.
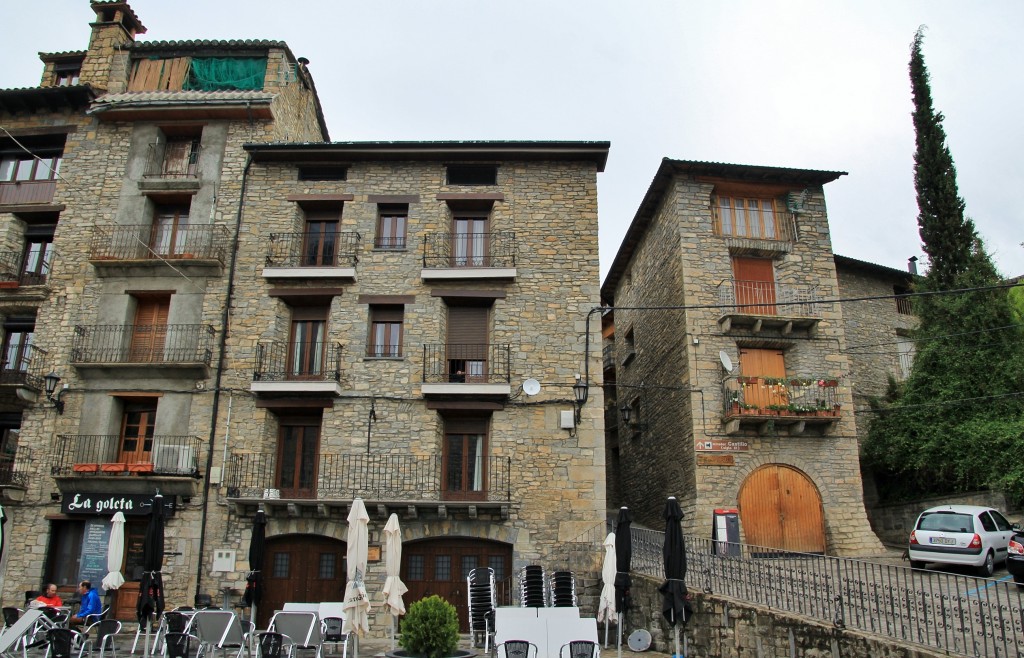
[863,29,1024,506]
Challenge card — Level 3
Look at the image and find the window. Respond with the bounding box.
[318,553,336,579]
[277,417,320,499]
[443,416,488,501]
[272,553,290,578]
[151,203,191,257]
[45,521,85,587]
[1,318,35,377]
[375,204,408,249]
[0,154,61,182]
[120,399,158,465]
[298,166,347,181]
[55,70,80,86]
[894,285,913,315]
[368,305,403,357]
[452,210,489,267]
[622,327,636,366]
[21,236,53,285]
[447,165,497,185]
[713,195,779,239]
[446,305,488,382]
[896,335,915,381]
[288,307,328,379]
[302,210,340,267]
[160,137,200,177]
[129,295,170,362]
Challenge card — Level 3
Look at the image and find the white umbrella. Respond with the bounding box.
[381,513,408,650]
[342,498,371,656]
[597,532,617,647]
[101,512,126,590]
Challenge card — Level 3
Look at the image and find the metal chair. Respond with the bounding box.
[496,640,539,658]
[254,632,293,658]
[467,567,495,653]
[559,641,599,658]
[163,633,199,658]
[319,618,347,658]
[43,628,88,658]
[518,566,546,608]
[549,571,577,608]
[268,611,321,658]
[83,619,121,658]
[84,606,110,626]
[2,608,21,630]
[191,610,251,658]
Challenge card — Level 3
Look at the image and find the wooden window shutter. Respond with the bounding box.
[447,306,487,345]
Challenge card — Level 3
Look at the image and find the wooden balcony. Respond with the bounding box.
[0,180,56,206]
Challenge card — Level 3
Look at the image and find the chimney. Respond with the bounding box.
[908,256,918,275]
[79,2,147,92]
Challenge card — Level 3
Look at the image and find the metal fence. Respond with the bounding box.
[51,435,201,477]
[252,341,343,382]
[265,231,361,268]
[715,278,833,316]
[71,324,214,364]
[628,526,1024,658]
[0,446,33,488]
[90,224,227,262]
[225,453,512,502]
[421,343,511,384]
[421,231,516,269]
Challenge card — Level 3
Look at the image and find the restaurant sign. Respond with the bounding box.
[61,492,177,517]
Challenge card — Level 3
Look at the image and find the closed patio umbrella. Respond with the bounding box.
[101,512,126,590]
[658,497,689,658]
[244,509,267,628]
[381,513,408,650]
[137,493,166,658]
[597,532,616,647]
[342,498,371,657]
[613,507,632,658]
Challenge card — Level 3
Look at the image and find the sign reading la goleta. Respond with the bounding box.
[61,492,177,516]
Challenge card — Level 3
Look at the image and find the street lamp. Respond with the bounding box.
[43,371,65,414]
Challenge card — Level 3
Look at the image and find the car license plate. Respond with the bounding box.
[930,537,956,545]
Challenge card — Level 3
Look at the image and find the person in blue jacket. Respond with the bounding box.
[69,580,102,626]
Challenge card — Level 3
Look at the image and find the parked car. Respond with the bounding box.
[1007,529,1024,586]
[908,505,1019,577]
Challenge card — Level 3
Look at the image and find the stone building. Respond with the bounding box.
[0,2,609,631]
[601,158,884,555]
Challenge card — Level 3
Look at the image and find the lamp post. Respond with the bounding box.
[43,372,65,414]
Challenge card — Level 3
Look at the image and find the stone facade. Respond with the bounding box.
[602,161,884,556]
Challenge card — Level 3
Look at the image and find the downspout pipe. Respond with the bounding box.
[195,154,253,598]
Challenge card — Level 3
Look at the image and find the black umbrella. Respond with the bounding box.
[613,507,632,658]
[244,509,267,625]
[658,497,690,657]
[0,503,7,565]
[137,493,166,658]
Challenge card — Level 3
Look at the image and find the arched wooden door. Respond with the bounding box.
[738,464,825,553]
[260,535,346,629]
[401,538,512,632]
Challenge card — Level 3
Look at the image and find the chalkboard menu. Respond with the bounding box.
[79,518,111,594]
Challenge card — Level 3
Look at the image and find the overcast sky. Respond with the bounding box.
[3,1,1022,280]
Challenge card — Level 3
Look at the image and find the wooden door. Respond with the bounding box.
[119,401,157,465]
[452,215,489,267]
[276,422,319,499]
[738,464,825,553]
[302,213,339,266]
[732,257,775,315]
[261,535,346,630]
[151,206,190,256]
[129,296,170,362]
[739,347,786,410]
[287,308,327,380]
[402,538,512,632]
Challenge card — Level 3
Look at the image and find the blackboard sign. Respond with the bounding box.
[79,518,111,594]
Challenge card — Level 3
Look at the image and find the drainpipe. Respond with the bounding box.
[195,154,253,599]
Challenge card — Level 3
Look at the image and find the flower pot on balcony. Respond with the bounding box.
[128,463,155,474]
[0,281,19,289]
[73,463,99,473]
[100,462,128,473]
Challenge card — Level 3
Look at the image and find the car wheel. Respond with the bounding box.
[977,551,995,577]
[910,560,926,570]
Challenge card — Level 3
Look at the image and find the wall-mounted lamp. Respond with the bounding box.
[620,400,648,438]
[43,372,65,414]
[572,375,589,425]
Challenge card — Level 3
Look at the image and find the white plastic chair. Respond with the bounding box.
[268,612,321,658]
[191,611,252,658]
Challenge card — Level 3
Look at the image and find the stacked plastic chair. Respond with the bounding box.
[518,565,547,608]
[466,567,496,653]
[549,571,577,607]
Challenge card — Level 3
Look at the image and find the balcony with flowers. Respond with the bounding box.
[721,376,841,435]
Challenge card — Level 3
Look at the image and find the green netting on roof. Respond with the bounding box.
[183,57,267,91]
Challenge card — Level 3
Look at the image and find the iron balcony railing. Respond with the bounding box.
[421,343,511,384]
[627,527,1024,658]
[253,341,343,382]
[0,249,52,286]
[225,452,512,502]
[90,224,228,262]
[144,142,202,178]
[722,375,841,417]
[716,279,833,317]
[421,231,516,269]
[0,445,34,488]
[0,344,48,390]
[51,435,201,477]
[71,324,215,365]
[264,231,361,268]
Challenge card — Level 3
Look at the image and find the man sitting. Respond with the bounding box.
[69,581,101,626]
[30,584,63,608]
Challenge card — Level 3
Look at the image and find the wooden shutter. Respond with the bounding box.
[732,257,776,315]
[130,296,170,361]
[739,348,786,409]
[447,306,488,345]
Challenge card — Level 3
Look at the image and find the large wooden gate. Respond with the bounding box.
[738,464,826,553]
[261,535,347,629]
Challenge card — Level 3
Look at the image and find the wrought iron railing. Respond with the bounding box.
[715,279,833,316]
[225,453,512,502]
[144,142,202,178]
[0,344,48,390]
[253,341,343,382]
[0,446,33,488]
[71,324,214,365]
[722,375,841,417]
[51,435,201,477]
[0,249,52,285]
[628,527,1024,658]
[421,231,516,268]
[264,231,361,268]
[421,343,511,384]
[90,224,228,262]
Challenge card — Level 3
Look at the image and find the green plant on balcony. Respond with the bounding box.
[789,378,814,387]
[762,377,787,386]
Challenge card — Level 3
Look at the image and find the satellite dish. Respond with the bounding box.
[522,378,541,396]
[719,350,734,373]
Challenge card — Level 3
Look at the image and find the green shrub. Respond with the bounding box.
[399,595,460,658]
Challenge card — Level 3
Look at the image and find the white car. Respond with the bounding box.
[908,505,1017,577]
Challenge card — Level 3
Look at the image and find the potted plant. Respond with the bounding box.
[388,595,475,658]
